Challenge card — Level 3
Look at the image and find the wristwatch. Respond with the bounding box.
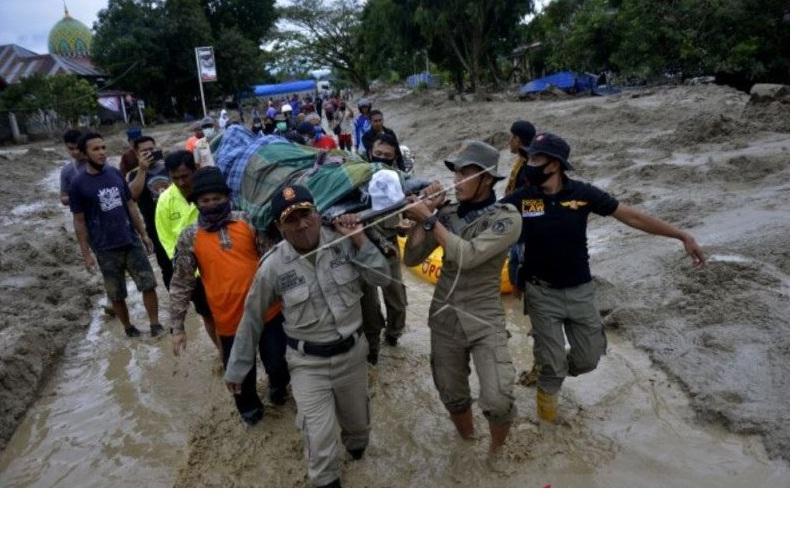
[422,214,438,231]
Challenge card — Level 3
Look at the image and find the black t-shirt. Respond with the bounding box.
[126,167,168,240]
[361,126,405,170]
[502,177,619,288]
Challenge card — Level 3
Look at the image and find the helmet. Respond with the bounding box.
[281,103,293,113]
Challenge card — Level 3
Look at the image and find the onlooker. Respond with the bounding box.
[59,129,86,206]
[185,118,215,153]
[119,127,142,177]
[353,98,372,153]
[171,167,290,425]
[360,110,405,170]
[505,120,537,195]
[333,102,354,152]
[69,132,164,338]
[126,136,172,287]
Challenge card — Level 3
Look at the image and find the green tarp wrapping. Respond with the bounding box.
[237,142,375,231]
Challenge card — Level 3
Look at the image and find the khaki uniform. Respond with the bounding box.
[404,202,521,424]
[226,227,390,486]
[360,215,407,353]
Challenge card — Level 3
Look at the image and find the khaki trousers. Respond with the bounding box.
[430,321,517,424]
[525,280,607,394]
[287,334,370,487]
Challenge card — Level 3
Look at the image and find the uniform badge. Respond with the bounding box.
[492,217,513,234]
[282,187,296,201]
[522,199,545,218]
[560,200,588,210]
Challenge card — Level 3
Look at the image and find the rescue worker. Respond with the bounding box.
[225,185,390,487]
[361,134,409,363]
[502,133,705,422]
[171,167,289,424]
[404,140,521,453]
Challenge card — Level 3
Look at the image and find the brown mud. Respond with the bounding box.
[0,84,789,486]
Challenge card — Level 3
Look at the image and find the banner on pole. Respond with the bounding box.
[195,46,217,82]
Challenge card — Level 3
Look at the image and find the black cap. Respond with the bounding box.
[188,166,230,202]
[271,184,316,223]
[510,120,536,146]
[522,132,574,171]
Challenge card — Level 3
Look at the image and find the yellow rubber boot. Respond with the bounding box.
[537,387,558,423]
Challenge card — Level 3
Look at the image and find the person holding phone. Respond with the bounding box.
[126,135,173,286]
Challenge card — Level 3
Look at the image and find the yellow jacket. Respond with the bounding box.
[155,184,198,259]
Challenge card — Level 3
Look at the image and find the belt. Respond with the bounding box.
[528,276,557,289]
[287,328,363,358]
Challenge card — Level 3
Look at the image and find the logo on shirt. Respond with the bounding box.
[98,187,123,212]
[282,187,296,201]
[560,200,588,210]
[522,199,545,218]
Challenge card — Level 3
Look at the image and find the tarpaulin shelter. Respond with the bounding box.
[519,71,596,95]
[406,71,440,89]
[251,79,317,97]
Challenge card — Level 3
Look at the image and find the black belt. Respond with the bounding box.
[528,276,557,289]
[287,328,363,357]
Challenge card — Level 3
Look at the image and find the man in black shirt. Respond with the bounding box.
[503,133,705,422]
[360,110,405,170]
[126,136,173,287]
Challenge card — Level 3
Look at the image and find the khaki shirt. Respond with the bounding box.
[404,202,522,342]
[225,227,390,384]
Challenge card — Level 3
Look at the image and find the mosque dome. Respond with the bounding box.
[47,8,93,58]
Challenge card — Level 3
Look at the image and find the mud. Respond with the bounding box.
[0,84,789,486]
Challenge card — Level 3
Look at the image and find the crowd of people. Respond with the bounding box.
[57,100,705,487]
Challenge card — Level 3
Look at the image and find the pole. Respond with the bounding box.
[120,96,128,123]
[195,48,207,118]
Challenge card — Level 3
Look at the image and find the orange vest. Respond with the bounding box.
[194,220,281,336]
[185,135,199,152]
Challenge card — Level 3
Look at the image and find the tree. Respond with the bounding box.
[359,0,423,81]
[204,0,278,44]
[0,74,97,133]
[278,0,371,93]
[414,0,529,94]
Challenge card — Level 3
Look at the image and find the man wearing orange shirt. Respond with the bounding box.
[169,167,289,425]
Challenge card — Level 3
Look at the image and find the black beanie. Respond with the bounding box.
[188,166,230,202]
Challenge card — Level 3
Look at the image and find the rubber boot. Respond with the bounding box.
[488,422,511,453]
[537,387,558,423]
[449,408,475,439]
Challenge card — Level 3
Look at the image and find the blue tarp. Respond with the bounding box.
[252,79,317,97]
[406,71,440,89]
[519,71,596,95]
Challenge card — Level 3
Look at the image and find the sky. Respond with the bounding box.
[0,0,548,56]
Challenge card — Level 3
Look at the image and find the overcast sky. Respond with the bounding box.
[0,0,547,55]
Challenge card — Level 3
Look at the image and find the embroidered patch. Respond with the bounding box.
[492,217,513,234]
[277,271,305,292]
[522,199,545,218]
[282,187,296,201]
[560,200,588,210]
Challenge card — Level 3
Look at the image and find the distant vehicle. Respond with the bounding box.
[317,80,331,94]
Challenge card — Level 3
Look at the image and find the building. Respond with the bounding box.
[0,7,104,89]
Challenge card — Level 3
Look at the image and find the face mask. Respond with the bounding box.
[202,128,214,138]
[276,122,287,132]
[197,201,232,231]
[372,157,395,167]
[525,163,551,187]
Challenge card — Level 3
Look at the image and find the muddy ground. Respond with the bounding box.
[0,83,789,487]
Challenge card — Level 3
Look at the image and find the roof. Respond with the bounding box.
[0,43,103,85]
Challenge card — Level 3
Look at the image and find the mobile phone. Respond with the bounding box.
[150,149,163,161]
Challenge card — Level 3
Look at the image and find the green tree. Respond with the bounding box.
[414,0,529,94]
[204,0,278,44]
[0,74,97,132]
[278,0,371,93]
[359,0,423,81]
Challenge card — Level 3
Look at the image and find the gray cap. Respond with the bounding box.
[444,140,503,179]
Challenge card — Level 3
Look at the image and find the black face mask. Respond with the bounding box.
[524,163,551,187]
[371,156,395,167]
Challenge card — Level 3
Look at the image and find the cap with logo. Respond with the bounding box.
[271,185,316,223]
[522,132,574,171]
[444,140,503,179]
[188,166,231,202]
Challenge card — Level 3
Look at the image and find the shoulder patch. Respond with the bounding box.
[491,217,514,235]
